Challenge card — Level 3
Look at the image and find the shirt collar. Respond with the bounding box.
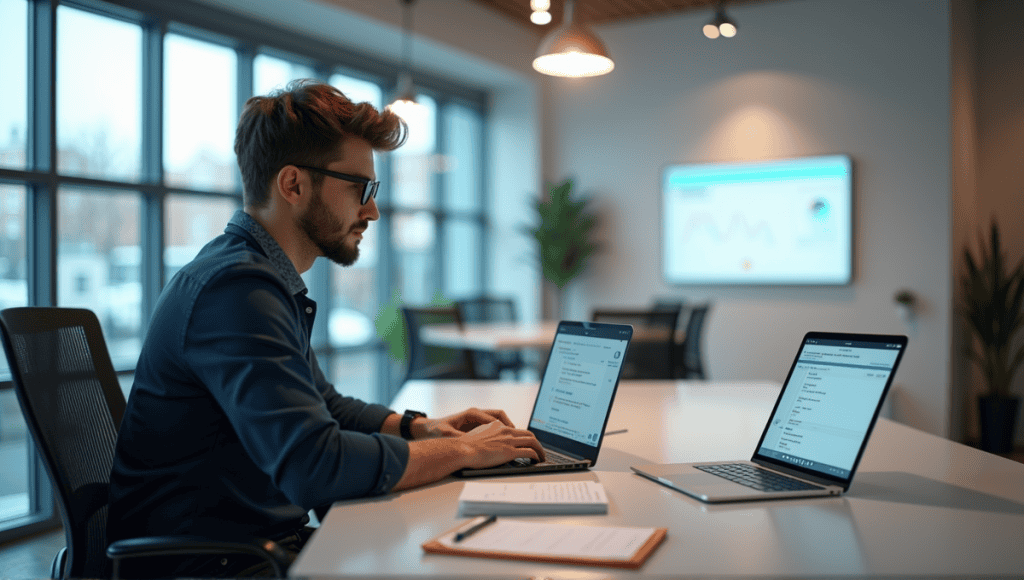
[228,210,307,296]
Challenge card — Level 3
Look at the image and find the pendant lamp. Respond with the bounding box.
[387,0,425,120]
[532,0,614,78]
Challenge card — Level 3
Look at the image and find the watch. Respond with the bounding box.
[400,409,426,440]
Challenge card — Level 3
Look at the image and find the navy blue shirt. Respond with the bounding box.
[109,211,408,543]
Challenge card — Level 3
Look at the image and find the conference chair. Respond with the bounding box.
[676,304,711,379]
[591,307,680,379]
[0,307,290,580]
[455,296,528,379]
[401,306,478,381]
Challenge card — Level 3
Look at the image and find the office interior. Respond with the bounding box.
[0,0,1021,565]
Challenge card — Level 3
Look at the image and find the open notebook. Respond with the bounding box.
[632,331,907,502]
[456,320,633,477]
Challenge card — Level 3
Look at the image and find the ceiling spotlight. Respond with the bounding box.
[530,10,552,25]
[533,0,614,78]
[530,0,551,10]
[704,3,738,39]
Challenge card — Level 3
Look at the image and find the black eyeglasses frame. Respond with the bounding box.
[293,164,380,205]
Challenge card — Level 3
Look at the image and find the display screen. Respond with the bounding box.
[662,155,852,285]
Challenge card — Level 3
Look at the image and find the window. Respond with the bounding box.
[0,0,489,541]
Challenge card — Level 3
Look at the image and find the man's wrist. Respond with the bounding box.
[400,409,426,440]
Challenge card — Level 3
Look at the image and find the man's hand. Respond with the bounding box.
[455,420,547,469]
[411,407,515,439]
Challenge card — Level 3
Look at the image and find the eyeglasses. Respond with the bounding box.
[294,164,380,205]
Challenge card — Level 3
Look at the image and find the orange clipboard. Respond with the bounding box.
[421,519,667,569]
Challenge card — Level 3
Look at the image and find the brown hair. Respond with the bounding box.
[234,79,407,207]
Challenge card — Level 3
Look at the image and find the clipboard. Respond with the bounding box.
[421,518,667,569]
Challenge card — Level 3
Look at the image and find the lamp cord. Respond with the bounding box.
[401,0,415,74]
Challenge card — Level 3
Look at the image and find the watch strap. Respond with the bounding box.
[400,410,426,440]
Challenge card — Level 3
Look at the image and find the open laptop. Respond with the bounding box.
[631,331,907,502]
[455,320,634,477]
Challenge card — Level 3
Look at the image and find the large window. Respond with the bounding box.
[0,0,489,541]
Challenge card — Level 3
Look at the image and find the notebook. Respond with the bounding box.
[455,320,634,477]
[631,331,907,502]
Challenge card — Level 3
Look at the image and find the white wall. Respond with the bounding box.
[542,0,953,437]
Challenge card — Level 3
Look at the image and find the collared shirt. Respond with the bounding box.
[109,210,407,543]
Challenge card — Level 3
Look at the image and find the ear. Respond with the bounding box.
[275,165,304,207]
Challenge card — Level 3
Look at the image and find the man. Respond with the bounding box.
[108,80,544,578]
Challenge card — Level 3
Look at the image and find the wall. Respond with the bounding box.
[543,0,953,437]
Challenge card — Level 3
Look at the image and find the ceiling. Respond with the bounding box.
[468,0,774,30]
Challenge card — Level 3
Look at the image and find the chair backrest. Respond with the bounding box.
[456,296,518,324]
[679,304,711,379]
[401,306,478,381]
[0,307,124,579]
[591,308,679,379]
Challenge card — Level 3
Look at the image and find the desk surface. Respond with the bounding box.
[291,381,1024,579]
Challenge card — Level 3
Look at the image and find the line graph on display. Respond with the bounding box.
[679,211,775,247]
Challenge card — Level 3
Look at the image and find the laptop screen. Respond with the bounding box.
[528,322,632,449]
[754,333,906,481]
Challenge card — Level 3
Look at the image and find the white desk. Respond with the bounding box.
[418,321,560,351]
[291,381,1024,579]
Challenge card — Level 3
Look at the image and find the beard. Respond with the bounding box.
[298,185,365,267]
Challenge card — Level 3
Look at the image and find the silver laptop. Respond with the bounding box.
[456,320,634,477]
[631,331,907,502]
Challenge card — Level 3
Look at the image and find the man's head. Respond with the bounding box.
[234,79,406,209]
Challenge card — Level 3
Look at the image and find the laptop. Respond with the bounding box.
[455,320,634,477]
[631,331,907,502]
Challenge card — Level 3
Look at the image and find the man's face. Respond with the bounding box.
[297,137,379,266]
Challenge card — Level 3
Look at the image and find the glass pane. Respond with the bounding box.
[57,188,142,368]
[392,94,436,209]
[329,350,379,404]
[444,219,481,298]
[443,104,482,212]
[0,389,30,524]
[164,34,238,192]
[329,72,383,109]
[165,195,238,282]
[57,6,142,180]
[0,0,28,170]
[328,219,378,349]
[0,183,27,376]
[392,210,437,305]
[253,53,314,96]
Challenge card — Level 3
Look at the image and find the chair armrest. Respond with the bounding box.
[107,535,291,578]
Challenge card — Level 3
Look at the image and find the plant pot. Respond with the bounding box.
[977,395,1021,454]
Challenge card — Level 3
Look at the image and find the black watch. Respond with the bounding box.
[400,410,426,440]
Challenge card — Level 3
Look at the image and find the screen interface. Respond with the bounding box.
[529,325,630,447]
[757,337,903,479]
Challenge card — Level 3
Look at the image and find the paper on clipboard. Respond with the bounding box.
[423,519,667,569]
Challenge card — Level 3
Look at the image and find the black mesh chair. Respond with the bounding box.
[401,306,478,381]
[455,296,528,380]
[0,307,290,579]
[591,308,680,379]
[677,304,711,379]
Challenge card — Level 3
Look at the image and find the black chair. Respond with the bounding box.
[0,307,290,579]
[676,304,711,379]
[401,306,478,381]
[591,307,680,379]
[455,296,528,380]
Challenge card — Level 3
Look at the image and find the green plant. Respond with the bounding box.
[375,289,454,363]
[961,220,1024,398]
[522,179,600,290]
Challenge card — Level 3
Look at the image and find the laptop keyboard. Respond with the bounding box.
[696,463,824,492]
[511,449,578,467]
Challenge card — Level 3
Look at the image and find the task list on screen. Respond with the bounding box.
[757,340,902,478]
[529,333,628,447]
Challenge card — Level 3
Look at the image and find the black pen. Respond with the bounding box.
[454,515,497,542]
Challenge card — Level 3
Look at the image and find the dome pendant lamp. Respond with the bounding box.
[387,0,426,120]
[532,0,614,78]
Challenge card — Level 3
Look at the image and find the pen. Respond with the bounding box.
[605,428,628,436]
[454,515,497,542]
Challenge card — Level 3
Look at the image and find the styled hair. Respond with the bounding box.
[234,79,407,207]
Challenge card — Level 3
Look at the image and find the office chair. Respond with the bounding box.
[401,306,478,381]
[591,307,680,379]
[677,304,711,379]
[0,307,290,580]
[455,296,528,379]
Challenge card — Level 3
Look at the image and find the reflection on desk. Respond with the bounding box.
[291,380,1024,579]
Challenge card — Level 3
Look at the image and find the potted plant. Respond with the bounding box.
[960,220,1024,453]
[522,179,600,320]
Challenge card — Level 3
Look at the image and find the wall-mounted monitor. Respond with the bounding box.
[662,154,852,285]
